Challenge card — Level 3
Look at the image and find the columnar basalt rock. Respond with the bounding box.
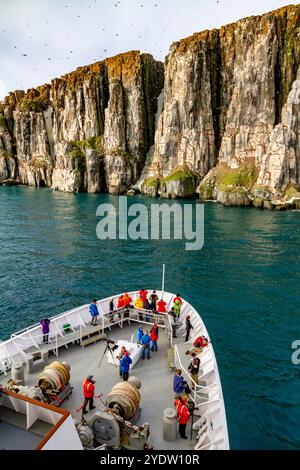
[139,4,300,204]
[0,52,164,193]
[0,4,299,210]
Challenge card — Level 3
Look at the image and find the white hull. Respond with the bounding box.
[0,290,229,450]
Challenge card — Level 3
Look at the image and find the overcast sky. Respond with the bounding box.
[0,0,297,100]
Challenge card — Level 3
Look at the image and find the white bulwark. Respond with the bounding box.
[0,290,229,450]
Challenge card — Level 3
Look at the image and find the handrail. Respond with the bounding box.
[196,437,225,450]
[174,342,220,397]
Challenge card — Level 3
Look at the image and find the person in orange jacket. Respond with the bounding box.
[82,375,96,414]
[123,293,132,307]
[175,396,190,439]
[123,293,133,318]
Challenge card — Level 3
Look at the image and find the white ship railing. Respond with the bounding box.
[0,290,229,449]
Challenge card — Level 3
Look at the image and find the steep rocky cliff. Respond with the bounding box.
[0,51,164,193]
[1,4,299,210]
[138,3,300,208]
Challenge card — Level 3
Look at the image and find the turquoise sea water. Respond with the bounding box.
[0,185,300,449]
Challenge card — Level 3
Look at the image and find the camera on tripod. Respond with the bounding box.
[105,338,118,351]
[98,337,119,368]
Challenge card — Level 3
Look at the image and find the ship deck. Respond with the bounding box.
[1,290,229,450]
[22,321,195,450]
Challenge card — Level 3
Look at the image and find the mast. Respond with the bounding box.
[162,264,165,296]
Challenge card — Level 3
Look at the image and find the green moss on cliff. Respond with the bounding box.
[216,164,258,192]
[142,176,160,191]
[163,167,197,182]
[285,183,300,199]
[18,86,50,113]
[19,97,48,112]
[72,136,104,155]
[198,183,214,200]
[68,144,86,171]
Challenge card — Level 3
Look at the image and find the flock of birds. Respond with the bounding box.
[0,0,225,91]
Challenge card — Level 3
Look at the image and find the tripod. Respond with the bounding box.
[98,342,118,368]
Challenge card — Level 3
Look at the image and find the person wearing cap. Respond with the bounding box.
[82,375,96,414]
[89,299,99,326]
[120,351,132,381]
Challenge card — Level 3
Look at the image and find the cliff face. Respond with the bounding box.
[0,4,299,209]
[138,3,300,208]
[0,51,164,193]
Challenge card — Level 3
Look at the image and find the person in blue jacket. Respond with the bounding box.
[120,351,132,381]
[173,369,190,396]
[89,299,99,325]
[137,326,144,344]
[141,331,151,360]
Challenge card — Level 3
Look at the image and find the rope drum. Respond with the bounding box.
[106,381,141,420]
[37,361,70,390]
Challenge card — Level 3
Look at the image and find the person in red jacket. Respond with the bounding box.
[117,295,124,309]
[82,375,96,414]
[173,293,183,305]
[150,323,159,352]
[186,335,209,355]
[157,298,167,313]
[194,335,209,349]
[175,396,190,439]
[139,289,148,302]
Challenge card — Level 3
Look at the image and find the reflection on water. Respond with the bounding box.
[0,185,300,449]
